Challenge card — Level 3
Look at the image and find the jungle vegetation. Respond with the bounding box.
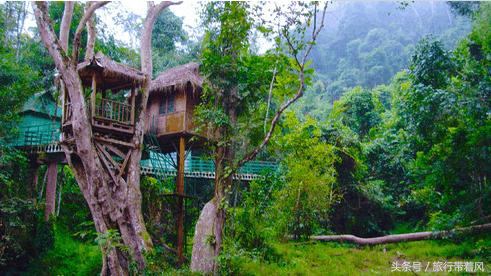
[0,1,489,275]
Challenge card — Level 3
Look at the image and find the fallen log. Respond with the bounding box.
[311,223,491,245]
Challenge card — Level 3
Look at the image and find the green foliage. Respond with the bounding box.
[34,217,55,256]
[220,173,283,273]
[26,226,101,276]
[300,1,472,117]
[0,46,40,141]
[271,114,341,239]
[409,37,455,89]
[57,166,95,242]
[0,197,37,271]
[0,148,39,272]
[330,87,381,140]
[151,9,198,74]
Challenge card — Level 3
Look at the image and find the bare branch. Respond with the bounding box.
[264,64,277,134]
[72,1,109,63]
[301,2,328,65]
[238,72,304,168]
[84,3,96,60]
[59,2,74,52]
[237,3,329,168]
[33,2,69,71]
[141,1,183,76]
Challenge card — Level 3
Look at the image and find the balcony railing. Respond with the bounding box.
[63,102,72,124]
[94,98,132,125]
[9,124,60,147]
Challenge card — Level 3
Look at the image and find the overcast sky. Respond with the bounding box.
[121,0,201,31]
[18,1,202,48]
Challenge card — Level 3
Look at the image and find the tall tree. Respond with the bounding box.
[32,1,181,274]
[190,2,328,272]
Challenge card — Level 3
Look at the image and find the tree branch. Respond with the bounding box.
[310,223,491,245]
[59,1,74,52]
[84,3,96,60]
[71,1,109,64]
[33,2,69,71]
[141,1,182,76]
[237,3,328,168]
[301,2,328,66]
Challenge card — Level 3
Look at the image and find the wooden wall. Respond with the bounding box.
[146,88,192,136]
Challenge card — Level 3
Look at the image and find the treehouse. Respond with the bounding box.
[62,52,144,139]
[146,62,203,264]
[147,62,203,152]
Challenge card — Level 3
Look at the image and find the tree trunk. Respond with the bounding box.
[310,223,491,245]
[190,200,218,272]
[44,161,57,221]
[33,1,183,273]
[191,146,232,273]
[191,98,237,273]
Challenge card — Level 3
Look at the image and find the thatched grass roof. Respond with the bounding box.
[78,52,144,91]
[150,62,202,94]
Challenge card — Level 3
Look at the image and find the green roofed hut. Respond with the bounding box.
[14,90,61,148]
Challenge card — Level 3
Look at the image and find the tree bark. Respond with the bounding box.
[44,161,57,220]
[190,200,217,272]
[84,3,96,60]
[310,223,491,245]
[32,1,181,274]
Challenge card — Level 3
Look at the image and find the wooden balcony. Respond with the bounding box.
[62,98,135,135]
[92,98,135,135]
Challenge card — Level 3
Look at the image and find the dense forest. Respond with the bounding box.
[0,1,490,275]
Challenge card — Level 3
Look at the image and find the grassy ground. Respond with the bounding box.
[22,228,490,275]
[234,238,491,275]
[24,227,101,276]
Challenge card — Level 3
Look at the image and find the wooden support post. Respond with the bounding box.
[130,85,136,125]
[91,73,97,121]
[28,160,40,201]
[177,136,185,265]
[45,161,58,221]
[61,83,66,123]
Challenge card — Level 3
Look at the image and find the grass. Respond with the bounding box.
[21,227,491,275]
[24,226,101,276]
[231,237,491,275]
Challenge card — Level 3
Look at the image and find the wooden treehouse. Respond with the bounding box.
[147,62,204,152]
[64,52,144,136]
[61,52,144,181]
[146,62,203,264]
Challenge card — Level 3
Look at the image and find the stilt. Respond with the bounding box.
[28,159,39,201]
[45,161,58,221]
[177,136,185,265]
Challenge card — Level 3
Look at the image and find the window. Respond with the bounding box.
[167,95,175,113]
[159,98,166,114]
[159,94,176,115]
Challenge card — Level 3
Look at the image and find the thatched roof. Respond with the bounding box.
[150,62,202,95]
[77,52,144,92]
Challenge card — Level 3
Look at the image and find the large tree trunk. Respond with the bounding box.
[44,161,57,220]
[191,96,237,273]
[33,1,181,274]
[190,150,233,273]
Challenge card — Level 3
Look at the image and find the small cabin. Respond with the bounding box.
[63,52,144,138]
[147,62,203,151]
